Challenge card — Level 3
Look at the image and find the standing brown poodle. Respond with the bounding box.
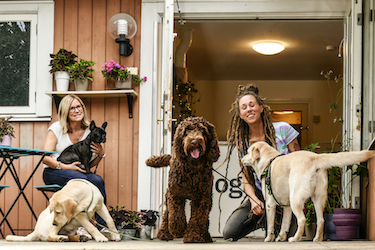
[146,117,220,243]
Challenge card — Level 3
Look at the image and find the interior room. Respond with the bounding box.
[173,19,344,151]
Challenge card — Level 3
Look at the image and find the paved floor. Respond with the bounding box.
[1,238,375,250]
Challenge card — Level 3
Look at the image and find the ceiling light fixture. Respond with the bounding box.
[108,13,137,56]
[252,42,285,55]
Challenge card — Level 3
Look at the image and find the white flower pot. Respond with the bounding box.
[74,78,89,91]
[115,76,132,89]
[55,71,70,91]
[118,228,136,240]
[0,134,12,147]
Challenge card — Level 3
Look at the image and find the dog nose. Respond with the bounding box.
[191,140,197,146]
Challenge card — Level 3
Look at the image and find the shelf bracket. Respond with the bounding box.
[126,93,134,118]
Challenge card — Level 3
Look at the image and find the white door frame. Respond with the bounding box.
[138,0,356,211]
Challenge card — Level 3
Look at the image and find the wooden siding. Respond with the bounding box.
[0,0,141,236]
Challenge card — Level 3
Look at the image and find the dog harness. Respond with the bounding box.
[260,155,289,207]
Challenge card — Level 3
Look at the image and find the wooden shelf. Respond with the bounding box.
[45,90,138,118]
[45,90,138,98]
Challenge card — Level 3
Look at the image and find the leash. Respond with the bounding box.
[260,155,289,207]
[211,166,265,211]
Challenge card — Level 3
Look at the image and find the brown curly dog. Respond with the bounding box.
[146,117,220,243]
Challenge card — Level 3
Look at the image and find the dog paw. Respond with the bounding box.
[157,230,174,241]
[56,236,69,242]
[265,234,275,242]
[111,233,121,241]
[276,233,287,242]
[79,235,91,242]
[288,236,301,242]
[94,234,109,242]
[183,230,210,243]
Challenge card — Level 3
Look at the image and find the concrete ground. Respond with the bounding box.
[1,237,375,250]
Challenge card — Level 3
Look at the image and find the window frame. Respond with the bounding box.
[0,1,54,121]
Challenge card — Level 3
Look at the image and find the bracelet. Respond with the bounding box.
[56,161,62,170]
[99,153,106,159]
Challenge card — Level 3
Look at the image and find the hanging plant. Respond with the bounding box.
[175,80,200,122]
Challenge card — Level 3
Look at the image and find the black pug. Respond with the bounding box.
[57,121,107,173]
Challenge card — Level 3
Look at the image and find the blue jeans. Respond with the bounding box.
[43,168,107,228]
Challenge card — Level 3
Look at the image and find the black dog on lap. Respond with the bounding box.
[57,121,107,173]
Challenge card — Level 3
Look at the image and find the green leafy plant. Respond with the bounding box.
[49,48,77,73]
[304,199,316,227]
[0,117,15,142]
[101,60,147,83]
[109,205,145,230]
[66,58,96,81]
[175,80,200,122]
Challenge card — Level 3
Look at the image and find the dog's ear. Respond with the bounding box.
[63,198,78,219]
[102,122,108,130]
[174,121,188,160]
[90,120,96,130]
[250,146,260,163]
[203,120,220,163]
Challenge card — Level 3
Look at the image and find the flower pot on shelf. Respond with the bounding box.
[115,76,132,90]
[55,71,70,91]
[0,135,12,147]
[74,78,89,91]
[332,208,361,240]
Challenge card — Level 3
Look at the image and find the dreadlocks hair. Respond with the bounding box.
[224,84,276,186]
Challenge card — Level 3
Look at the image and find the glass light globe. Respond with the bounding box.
[252,42,285,55]
[108,13,137,40]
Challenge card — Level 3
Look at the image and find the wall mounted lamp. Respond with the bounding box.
[108,13,137,56]
[252,42,285,55]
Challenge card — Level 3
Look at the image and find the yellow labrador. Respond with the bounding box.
[6,179,121,242]
[241,141,374,242]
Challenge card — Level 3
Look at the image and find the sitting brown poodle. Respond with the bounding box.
[146,117,220,243]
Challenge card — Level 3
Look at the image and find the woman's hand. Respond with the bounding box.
[250,197,264,216]
[90,142,105,158]
[61,162,86,173]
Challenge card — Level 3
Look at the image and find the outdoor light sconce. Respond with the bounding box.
[108,13,137,56]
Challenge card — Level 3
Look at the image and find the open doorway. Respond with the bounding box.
[173,20,343,145]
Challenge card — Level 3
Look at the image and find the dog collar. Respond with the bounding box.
[261,155,288,207]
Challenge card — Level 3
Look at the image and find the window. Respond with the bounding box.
[0,2,54,120]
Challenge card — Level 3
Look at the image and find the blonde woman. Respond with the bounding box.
[42,94,107,229]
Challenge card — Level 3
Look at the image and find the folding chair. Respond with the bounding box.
[33,184,62,201]
[0,185,14,237]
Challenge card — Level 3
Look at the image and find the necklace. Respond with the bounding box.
[71,129,83,143]
[76,129,83,142]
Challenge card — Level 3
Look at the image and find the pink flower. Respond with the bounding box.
[143,76,147,82]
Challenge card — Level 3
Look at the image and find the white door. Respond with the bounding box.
[138,0,175,216]
[342,0,363,209]
[139,0,356,233]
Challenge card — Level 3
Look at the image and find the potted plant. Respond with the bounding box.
[109,205,145,240]
[49,48,77,91]
[101,60,147,89]
[66,58,96,91]
[0,117,15,147]
[139,209,159,239]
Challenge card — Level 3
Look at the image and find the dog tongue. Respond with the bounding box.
[191,149,200,159]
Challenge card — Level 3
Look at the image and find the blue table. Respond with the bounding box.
[0,146,55,237]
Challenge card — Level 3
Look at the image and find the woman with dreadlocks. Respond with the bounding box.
[222,84,300,241]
